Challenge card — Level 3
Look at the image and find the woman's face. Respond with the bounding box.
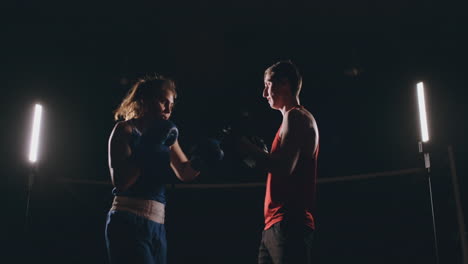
[147,91,175,120]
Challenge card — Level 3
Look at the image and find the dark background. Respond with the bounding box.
[5,1,468,263]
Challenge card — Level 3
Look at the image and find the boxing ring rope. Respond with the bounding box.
[55,167,425,188]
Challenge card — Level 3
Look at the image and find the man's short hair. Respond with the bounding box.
[265,60,302,97]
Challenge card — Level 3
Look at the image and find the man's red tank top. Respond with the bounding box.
[264,116,318,230]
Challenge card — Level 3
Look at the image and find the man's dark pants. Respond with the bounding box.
[258,221,314,264]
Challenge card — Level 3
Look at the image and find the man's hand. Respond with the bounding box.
[236,136,269,169]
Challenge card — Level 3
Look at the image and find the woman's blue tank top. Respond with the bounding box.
[112,121,174,204]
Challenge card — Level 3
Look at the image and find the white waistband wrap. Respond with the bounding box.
[111,196,165,224]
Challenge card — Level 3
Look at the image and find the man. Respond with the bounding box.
[239,60,319,264]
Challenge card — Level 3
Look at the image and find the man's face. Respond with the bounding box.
[263,74,284,109]
[151,91,175,120]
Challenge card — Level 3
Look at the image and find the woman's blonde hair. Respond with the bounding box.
[114,75,177,121]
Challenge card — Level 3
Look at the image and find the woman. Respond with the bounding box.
[105,75,201,264]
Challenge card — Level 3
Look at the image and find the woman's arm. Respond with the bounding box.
[108,122,140,191]
[169,140,200,182]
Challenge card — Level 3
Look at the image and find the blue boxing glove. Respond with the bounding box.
[143,119,179,148]
[190,138,224,171]
[131,119,179,165]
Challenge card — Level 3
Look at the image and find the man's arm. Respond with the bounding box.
[240,109,313,176]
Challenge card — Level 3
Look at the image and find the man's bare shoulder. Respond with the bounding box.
[285,107,316,129]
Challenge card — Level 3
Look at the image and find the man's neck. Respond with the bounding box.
[279,98,301,116]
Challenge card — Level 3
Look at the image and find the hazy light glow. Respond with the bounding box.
[29,104,43,163]
[417,82,429,142]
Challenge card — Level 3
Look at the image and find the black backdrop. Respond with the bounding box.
[6,1,468,263]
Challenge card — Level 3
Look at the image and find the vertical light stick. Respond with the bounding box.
[25,103,43,233]
[29,104,43,163]
[416,82,439,264]
[417,82,429,143]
